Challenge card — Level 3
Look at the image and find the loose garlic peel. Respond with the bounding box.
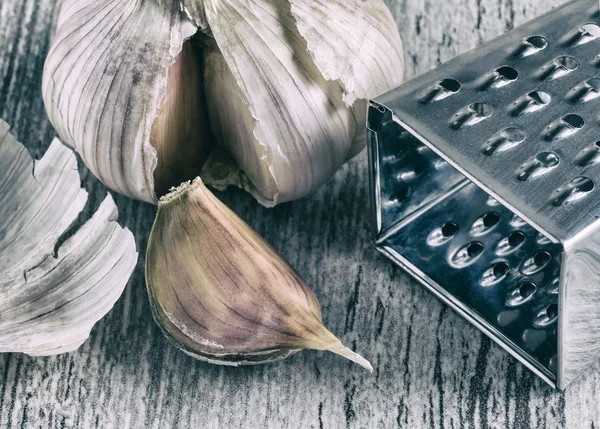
[43,0,404,205]
[146,178,372,369]
[0,120,137,355]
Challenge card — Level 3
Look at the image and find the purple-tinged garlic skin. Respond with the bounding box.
[145,178,372,369]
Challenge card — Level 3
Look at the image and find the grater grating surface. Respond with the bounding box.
[368,0,600,389]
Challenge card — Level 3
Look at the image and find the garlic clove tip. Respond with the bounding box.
[324,340,373,372]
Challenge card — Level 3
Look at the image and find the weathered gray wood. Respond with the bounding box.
[0,0,596,427]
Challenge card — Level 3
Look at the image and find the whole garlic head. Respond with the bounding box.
[43,0,404,205]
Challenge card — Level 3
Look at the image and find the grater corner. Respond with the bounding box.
[367,0,600,389]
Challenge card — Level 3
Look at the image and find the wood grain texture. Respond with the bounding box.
[0,0,597,428]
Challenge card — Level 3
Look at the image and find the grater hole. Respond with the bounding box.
[563,114,585,128]
[534,251,552,267]
[442,222,459,237]
[468,242,484,257]
[482,127,527,155]
[554,56,578,70]
[439,78,461,93]
[567,23,600,46]
[521,251,552,275]
[580,23,600,36]
[508,231,526,247]
[451,103,493,129]
[548,278,560,294]
[538,56,579,80]
[506,282,537,307]
[551,176,595,206]
[497,231,526,255]
[502,127,527,143]
[566,78,600,103]
[471,103,493,117]
[546,303,559,320]
[520,282,537,298]
[576,177,594,192]
[496,66,519,81]
[428,222,459,246]
[481,66,519,89]
[509,91,551,116]
[493,262,510,278]
[451,242,484,267]
[536,152,560,167]
[471,212,500,235]
[529,91,551,105]
[419,78,462,103]
[533,303,559,328]
[516,152,559,181]
[543,114,584,140]
[525,35,548,49]
[574,142,600,166]
[481,261,510,286]
[483,212,500,227]
[518,35,549,57]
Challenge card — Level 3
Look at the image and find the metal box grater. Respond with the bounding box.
[367,0,600,389]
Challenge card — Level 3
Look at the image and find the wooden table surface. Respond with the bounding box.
[1,0,597,428]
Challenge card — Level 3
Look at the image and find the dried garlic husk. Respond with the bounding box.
[0,119,137,355]
[43,0,404,205]
[145,178,372,369]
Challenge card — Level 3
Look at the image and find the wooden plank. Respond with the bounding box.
[0,0,595,427]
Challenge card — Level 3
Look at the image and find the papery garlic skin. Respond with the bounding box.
[0,119,137,355]
[42,0,200,203]
[146,178,372,369]
[289,0,405,106]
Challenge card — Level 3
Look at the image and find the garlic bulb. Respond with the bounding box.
[146,178,372,369]
[0,119,137,355]
[43,0,404,205]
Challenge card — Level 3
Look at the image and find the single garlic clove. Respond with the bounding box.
[150,40,213,197]
[42,0,207,203]
[145,178,372,370]
[200,5,357,206]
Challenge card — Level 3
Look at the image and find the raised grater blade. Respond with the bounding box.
[368,0,600,389]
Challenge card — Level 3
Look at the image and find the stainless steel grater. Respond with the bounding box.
[367,0,600,389]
